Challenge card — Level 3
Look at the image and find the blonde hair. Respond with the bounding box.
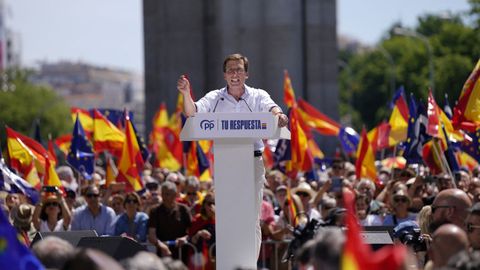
[417,205,432,234]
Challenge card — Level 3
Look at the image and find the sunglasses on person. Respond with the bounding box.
[466,222,480,233]
[125,199,139,204]
[393,197,408,203]
[86,193,100,198]
[297,192,311,198]
[45,202,59,207]
[431,205,455,214]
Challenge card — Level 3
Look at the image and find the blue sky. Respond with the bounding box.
[8,0,471,74]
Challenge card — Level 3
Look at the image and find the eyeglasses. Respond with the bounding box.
[431,205,455,214]
[466,223,480,233]
[394,197,408,203]
[125,199,139,204]
[45,202,59,207]
[225,68,245,75]
[297,192,311,198]
[86,193,100,198]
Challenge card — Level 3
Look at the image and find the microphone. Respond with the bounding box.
[240,98,252,112]
[213,97,224,112]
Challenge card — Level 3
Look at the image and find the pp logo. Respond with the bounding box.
[200,120,215,130]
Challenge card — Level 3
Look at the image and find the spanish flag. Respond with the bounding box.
[116,115,143,192]
[452,59,480,131]
[355,128,377,182]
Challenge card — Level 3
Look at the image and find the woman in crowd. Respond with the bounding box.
[383,187,417,226]
[114,192,149,242]
[32,191,72,232]
[188,192,215,270]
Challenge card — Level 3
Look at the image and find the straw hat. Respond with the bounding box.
[291,182,316,198]
[12,203,34,229]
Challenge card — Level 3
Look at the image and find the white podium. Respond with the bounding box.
[180,112,290,269]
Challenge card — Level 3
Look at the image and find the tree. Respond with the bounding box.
[0,70,71,147]
[338,3,480,130]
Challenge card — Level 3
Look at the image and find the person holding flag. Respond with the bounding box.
[177,53,289,258]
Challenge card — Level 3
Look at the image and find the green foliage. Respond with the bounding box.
[0,70,71,147]
[339,3,480,131]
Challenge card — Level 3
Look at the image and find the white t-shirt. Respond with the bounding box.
[39,219,68,232]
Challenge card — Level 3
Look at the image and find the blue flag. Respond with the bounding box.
[273,139,291,174]
[403,94,431,164]
[338,127,360,154]
[461,127,480,161]
[0,159,40,205]
[0,206,45,270]
[67,114,95,180]
[442,125,460,173]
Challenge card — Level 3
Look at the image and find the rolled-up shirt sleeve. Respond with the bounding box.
[195,90,222,113]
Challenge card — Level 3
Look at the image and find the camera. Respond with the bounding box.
[282,218,320,262]
[396,227,427,252]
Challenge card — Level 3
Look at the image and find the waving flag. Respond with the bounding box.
[422,139,447,175]
[6,127,61,187]
[71,107,94,134]
[355,128,377,182]
[427,90,463,144]
[67,114,95,180]
[105,154,118,187]
[283,70,296,108]
[93,109,125,156]
[55,134,72,156]
[117,115,144,191]
[403,94,431,164]
[6,128,40,187]
[0,158,40,205]
[47,135,58,165]
[150,103,182,171]
[452,59,480,131]
[297,98,341,136]
[388,86,409,145]
[0,205,45,270]
[338,127,360,154]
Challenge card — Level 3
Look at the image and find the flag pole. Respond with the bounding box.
[431,138,456,188]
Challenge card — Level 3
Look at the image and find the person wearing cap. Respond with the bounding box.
[11,203,36,245]
[292,181,321,222]
[32,191,72,232]
[178,53,288,259]
[383,188,417,226]
[465,202,480,250]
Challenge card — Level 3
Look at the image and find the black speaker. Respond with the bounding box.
[77,236,146,260]
[361,226,394,251]
[31,230,98,247]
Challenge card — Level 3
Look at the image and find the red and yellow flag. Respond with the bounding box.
[297,98,341,136]
[355,128,377,182]
[71,107,94,134]
[93,109,125,156]
[283,70,296,108]
[116,116,143,192]
[452,59,480,131]
[55,134,72,156]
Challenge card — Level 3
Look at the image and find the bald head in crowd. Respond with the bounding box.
[429,224,469,269]
[430,189,472,233]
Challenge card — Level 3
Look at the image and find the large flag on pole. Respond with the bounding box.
[452,58,480,131]
[116,114,144,192]
[388,86,409,145]
[93,109,125,156]
[355,128,377,182]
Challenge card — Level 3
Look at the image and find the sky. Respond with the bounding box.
[7,0,471,75]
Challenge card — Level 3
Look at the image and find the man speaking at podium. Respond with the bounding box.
[177,53,288,258]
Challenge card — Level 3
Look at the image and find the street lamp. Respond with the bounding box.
[393,27,434,95]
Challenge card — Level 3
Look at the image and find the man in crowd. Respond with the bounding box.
[71,185,116,236]
[177,53,288,257]
[148,181,192,260]
[429,188,472,233]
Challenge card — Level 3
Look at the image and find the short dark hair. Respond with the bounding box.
[223,53,249,73]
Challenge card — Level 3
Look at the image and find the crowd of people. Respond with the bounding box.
[2,157,480,270]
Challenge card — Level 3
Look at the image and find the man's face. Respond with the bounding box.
[429,199,453,233]
[224,59,248,90]
[466,214,480,250]
[85,188,100,209]
[161,188,177,208]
